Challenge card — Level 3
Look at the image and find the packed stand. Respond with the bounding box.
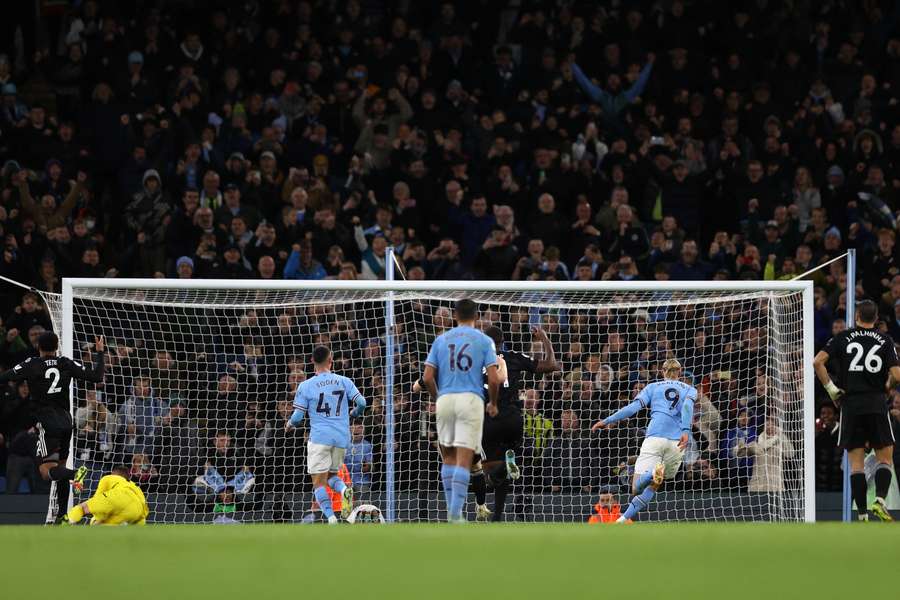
[1,1,899,509]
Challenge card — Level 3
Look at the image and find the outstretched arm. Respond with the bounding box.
[0,358,32,384]
[592,398,643,431]
[64,337,106,383]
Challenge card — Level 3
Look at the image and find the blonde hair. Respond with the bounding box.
[662,358,682,377]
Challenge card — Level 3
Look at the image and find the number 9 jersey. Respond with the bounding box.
[425,325,497,399]
[636,380,698,441]
[823,327,898,414]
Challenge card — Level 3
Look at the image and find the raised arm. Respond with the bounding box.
[532,327,561,373]
[64,337,106,383]
[570,63,608,104]
[622,59,654,103]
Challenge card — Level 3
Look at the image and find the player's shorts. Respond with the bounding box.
[307,442,347,474]
[87,488,149,526]
[838,411,895,450]
[436,392,485,450]
[634,437,684,480]
[35,411,73,463]
[481,403,523,462]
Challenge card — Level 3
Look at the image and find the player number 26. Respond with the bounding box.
[846,342,882,374]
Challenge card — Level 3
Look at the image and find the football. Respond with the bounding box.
[346,504,385,524]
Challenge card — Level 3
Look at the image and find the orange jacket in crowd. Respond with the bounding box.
[310,464,352,513]
[588,502,622,524]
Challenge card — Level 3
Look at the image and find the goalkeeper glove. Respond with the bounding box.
[824,380,845,402]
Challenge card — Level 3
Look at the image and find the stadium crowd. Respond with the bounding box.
[1,0,900,518]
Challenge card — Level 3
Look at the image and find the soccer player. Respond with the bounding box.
[472,325,560,522]
[286,345,366,524]
[814,299,900,521]
[421,298,501,523]
[591,359,696,523]
[0,332,105,520]
[64,465,149,525]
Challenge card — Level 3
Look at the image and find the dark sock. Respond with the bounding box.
[492,479,510,522]
[56,482,70,519]
[47,465,76,482]
[875,464,893,501]
[851,472,868,516]
[472,470,487,505]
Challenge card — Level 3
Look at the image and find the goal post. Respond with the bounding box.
[43,277,815,523]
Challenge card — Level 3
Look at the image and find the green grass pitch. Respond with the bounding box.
[1,523,898,599]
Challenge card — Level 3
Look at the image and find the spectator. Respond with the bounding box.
[815,403,842,492]
[346,423,373,492]
[284,241,326,280]
[542,409,594,493]
[739,415,795,494]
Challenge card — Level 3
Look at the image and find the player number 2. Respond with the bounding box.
[45,368,62,394]
[316,390,345,417]
[847,342,883,373]
[447,343,472,372]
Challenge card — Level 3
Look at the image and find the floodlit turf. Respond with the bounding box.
[1,523,897,599]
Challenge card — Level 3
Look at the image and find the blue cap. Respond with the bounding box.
[1,83,17,95]
[128,51,144,65]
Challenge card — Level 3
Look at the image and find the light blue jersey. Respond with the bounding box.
[425,325,497,399]
[605,379,697,441]
[292,372,365,448]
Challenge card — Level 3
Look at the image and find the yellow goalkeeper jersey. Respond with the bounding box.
[87,474,149,525]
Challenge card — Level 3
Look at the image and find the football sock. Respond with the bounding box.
[851,472,868,517]
[472,468,487,505]
[621,486,656,521]
[492,478,510,522]
[56,482,70,520]
[327,475,347,495]
[440,464,455,513]
[48,465,76,481]
[449,466,471,520]
[634,471,654,494]
[314,486,335,519]
[874,464,892,503]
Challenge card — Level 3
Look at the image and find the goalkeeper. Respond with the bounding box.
[64,466,149,525]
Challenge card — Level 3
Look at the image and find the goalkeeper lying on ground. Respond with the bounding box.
[64,466,150,525]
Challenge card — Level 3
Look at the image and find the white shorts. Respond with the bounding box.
[307,442,346,475]
[436,392,485,450]
[634,437,684,480]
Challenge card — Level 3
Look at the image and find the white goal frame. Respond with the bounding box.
[59,277,816,523]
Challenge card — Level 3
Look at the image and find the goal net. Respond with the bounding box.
[38,280,813,523]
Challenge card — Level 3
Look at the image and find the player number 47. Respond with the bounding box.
[316,390,345,417]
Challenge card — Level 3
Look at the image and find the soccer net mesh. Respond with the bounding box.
[38,284,808,523]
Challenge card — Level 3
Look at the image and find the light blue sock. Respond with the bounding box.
[328,475,347,494]
[634,471,654,494]
[314,486,335,519]
[440,465,455,513]
[449,466,471,520]
[622,486,656,521]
